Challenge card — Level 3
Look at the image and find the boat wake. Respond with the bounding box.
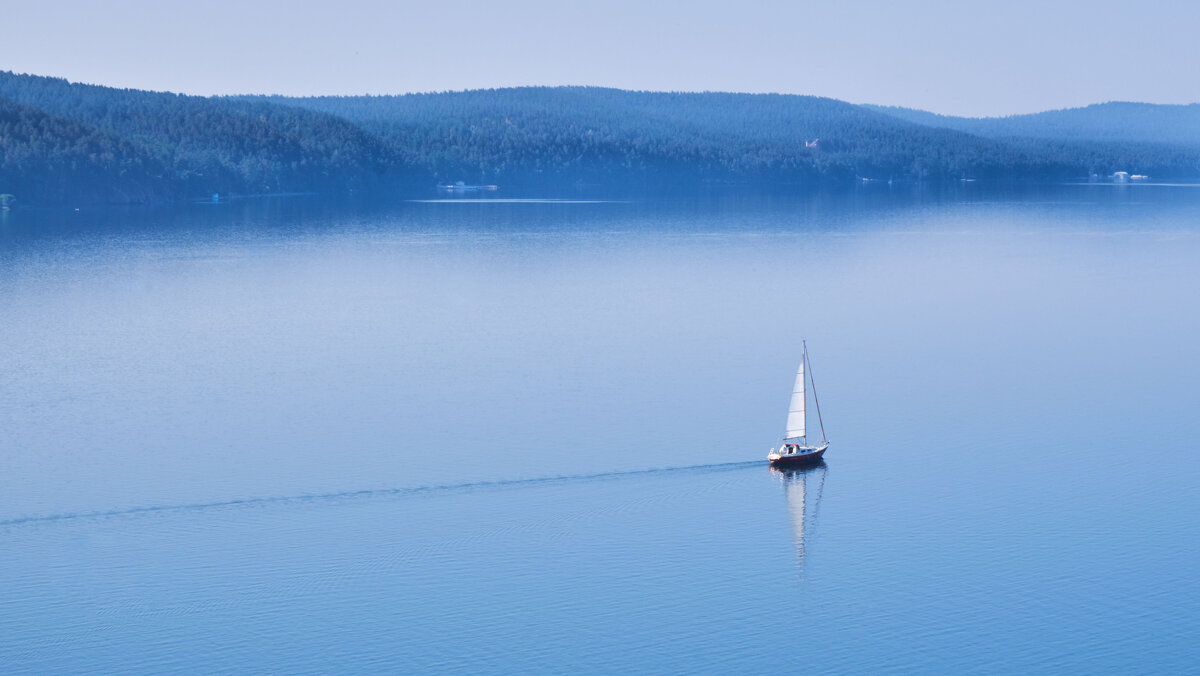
[0,460,760,528]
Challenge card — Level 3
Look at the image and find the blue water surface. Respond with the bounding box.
[1,185,1198,673]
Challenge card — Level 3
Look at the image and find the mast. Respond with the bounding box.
[804,340,827,444]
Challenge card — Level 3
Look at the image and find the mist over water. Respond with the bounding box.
[2,185,1198,672]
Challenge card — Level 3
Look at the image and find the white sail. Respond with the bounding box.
[784,362,805,439]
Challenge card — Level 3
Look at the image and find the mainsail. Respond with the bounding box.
[784,362,805,440]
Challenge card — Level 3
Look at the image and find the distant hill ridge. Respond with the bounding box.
[248,87,1002,184]
[2,71,1198,205]
[865,102,1200,146]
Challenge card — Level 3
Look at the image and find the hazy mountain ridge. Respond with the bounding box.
[3,71,1198,205]
[866,102,1200,146]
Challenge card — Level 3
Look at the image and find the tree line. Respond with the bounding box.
[3,71,1199,205]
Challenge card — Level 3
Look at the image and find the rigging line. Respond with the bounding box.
[806,344,827,442]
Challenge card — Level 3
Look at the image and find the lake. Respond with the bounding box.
[2,184,1198,673]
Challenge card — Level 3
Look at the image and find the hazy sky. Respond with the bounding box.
[2,0,1197,116]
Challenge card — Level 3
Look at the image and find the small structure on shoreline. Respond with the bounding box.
[437,181,499,193]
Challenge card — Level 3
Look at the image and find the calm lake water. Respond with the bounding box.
[2,185,1198,673]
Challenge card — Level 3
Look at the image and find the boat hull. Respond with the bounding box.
[768,447,827,466]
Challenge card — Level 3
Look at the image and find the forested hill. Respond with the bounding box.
[0,97,170,204]
[867,102,1200,146]
[3,70,1200,206]
[260,88,1200,186]
[0,71,400,205]
[251,88,1001,184]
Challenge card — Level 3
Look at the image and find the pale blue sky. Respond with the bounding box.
[2,0,1197,116]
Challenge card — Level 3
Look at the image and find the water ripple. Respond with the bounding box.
[0,460,760,529]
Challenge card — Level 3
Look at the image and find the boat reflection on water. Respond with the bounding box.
[769,461,828,572]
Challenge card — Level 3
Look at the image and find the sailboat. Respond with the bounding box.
[767,341,829,466]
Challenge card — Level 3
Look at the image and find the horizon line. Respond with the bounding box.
[4,69,1198,120]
